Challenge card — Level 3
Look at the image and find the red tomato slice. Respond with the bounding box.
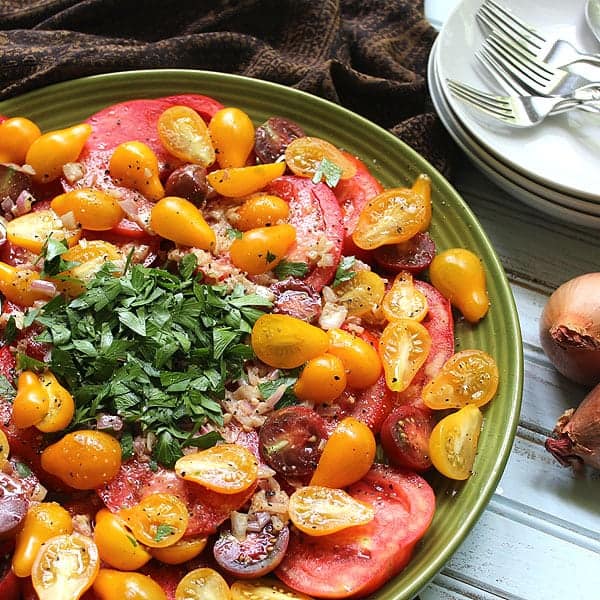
[332,152,383,258]
[397,280,454,407]
[140,562,185,600]
[265,176,344,291]
[276,464,435,598]
[0,560,20,600]
[0,346,15,382]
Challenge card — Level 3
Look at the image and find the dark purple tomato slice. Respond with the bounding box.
[213,524,290,578]
[258,406,328,478]
[372,232,436,274]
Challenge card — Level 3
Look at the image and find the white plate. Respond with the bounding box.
[437,0,600,201]
[428,39,600,229]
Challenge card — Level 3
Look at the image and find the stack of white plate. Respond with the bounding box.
[428,0,600,228]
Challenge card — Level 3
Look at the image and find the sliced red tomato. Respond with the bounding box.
[265,176,343,291]
[332,152,383,258]
[141,561,185,600]
[276,464,435,598]
[397,280,454,407]
[0,346,15,382]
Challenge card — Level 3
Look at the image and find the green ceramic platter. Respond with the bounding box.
[0,70,523,599]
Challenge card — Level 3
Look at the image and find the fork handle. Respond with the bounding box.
[569,51,600,68]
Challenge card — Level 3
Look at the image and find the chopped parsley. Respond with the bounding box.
[37,237,80,278]
[266,250,277,264]
[258,375,299,410]
[27,256,272,468]
[227,228,243,240]
[332,255,357,287]
[14,461,32,478]
[312,157,343,188]
[154,524,176,542]
[0,376,16,401]
[273,260,309,280]
[3,316,17,346]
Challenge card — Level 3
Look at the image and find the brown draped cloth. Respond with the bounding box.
[0,0,456,176]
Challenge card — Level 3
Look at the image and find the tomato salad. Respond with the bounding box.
[0,95,499,600]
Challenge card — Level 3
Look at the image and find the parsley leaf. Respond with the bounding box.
[312,157,343,188]
[38,237,81,277]
[274,260,309,280]
[120,431,134,461]
[227,228,243,240]
[16,352,47,372]
[154,524,176,543]
[332,255,357,287]
[266,250,277,263]
[3,316,17,345]
[14,461,32,478]
[258,376,298,410]
[0,375,16,401]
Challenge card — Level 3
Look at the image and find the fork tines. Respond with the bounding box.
[446,79,513,119]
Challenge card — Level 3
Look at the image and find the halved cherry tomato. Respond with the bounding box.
[379,319,432,392]
[288,486,375,536]
[0,117,41,164]
[208,162,286,198]
[41,429,122,489]
[423,349,499,409]
[258,406,328,478]
[352,186,429,250]
[429,404,483,480]
[50,188,124,231]
[26,123,92,183]
[380,406,435,471]
[150,536,207,565]
[326,328,382,389]
[333,270,386,318]
[429,248,490,323]
[93,508,152,571]
[412,173,432,232]
[229,224,296,275]
[35,371,75,432]
[276,465,435,598]
[12,370,49,429]
[175,444,258,495]
[209,107,255,168]
[293,353,347,404]
[157,105,215,166]
[231,579,312,600]
[176,568,231,600]
[284,137,357,180]
[251,314,329,369]
[93,568,166,600]
[372,231,436,275]
[382,271,428,322]
[150,196,216,250]
[5,208,81,253]
[310,417,375,488]
[119,493,189,549]
[234,193,290,231]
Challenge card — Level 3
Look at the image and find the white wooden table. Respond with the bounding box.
[418,161,600,600]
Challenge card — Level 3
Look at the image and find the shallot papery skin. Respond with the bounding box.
[545,384,600,471]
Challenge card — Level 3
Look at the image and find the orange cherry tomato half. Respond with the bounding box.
[351,187,429,250]
[251,314,329,369]
[150,536,208,565]
[423,349,499,410]
[288,486,375,536]
[0,262,51,306]
[93,568,167,600]
[333,270,386,319]
[284,137,357,180]
[294,353,347,404]
[0,429,8,469]
[234,193,290,231]
[31,532,99,600]
[158,105,216,167]
[378,319,431,392]
[175,567,231,600]
[0,117,41,164]
[412,173,432,232]
[429,404,483,480]
[231,579,312,600]
[119,493,189,549]
[175,443,258,495]
[51,188,124,231]
[310,417,376,488]
[209,107,255,168]
[11,370,49,429]
[35,371,75,433]
[381,271,428,322]
[207,162,286,198]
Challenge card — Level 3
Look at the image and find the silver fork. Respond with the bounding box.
[482,32,600,98]
[477,0,600,68]
[446,79,592,127]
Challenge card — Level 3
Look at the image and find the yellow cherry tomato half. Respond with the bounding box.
[234,193,290,231]
[35,371,75,433]
[175,443,258,495]
[158,105,216,167]
[93,568,167,600]
[412,173,432,232]
[0,429,8,469]
[381,271,428,322]
[352,187,429,250]
[288,486,375,536]
[6,208,81,253]
[229,223,296,275]
[0,117,41,164]
[423,349,499,410]
[12,370,49,429]
[150,195,216,251]
[429,404,483,480]
[207,162,286,198]
[51,188,124,231]
[41,429,122,489]
[0,262,52,306]
[378,319,431,392]
[310,417,376,488]
[12,502,74,578]
[31,532,99,600]
[119,493,189,549]
[326,328,382,389]
[251,313,329,369]
[294,353,347,404]
[429,248,490,323]
[175,567,231,600]
[231,579,313,600]
[25,123,92,183]
[209,107,255,169]
[109,141,165,201]
[284,137,357,180]
[93,508,152,571]
[150,535,208,565]
[333,269,386,318]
